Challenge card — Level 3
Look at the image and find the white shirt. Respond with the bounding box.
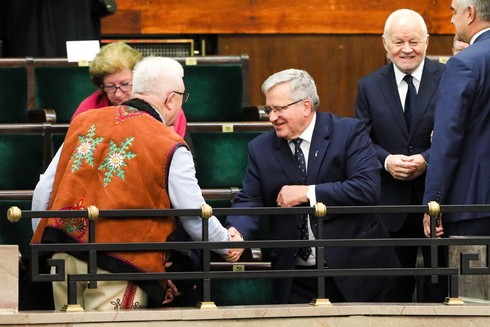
[384,62,425,171]
[393,61,424,112]
[31,143,230,254]
[288,113,317,265]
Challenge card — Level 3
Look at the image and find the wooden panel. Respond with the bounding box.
[218,34,453,118]
[101,0,455,35]
[101,10,141,35]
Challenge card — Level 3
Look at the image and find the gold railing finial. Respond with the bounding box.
[87,205,100,221]
[7,206,22,223]
[427,201,440,217]
[201,204,213,219]
[314,202,327,217]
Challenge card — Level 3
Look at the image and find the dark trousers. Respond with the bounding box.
[288,266,345,304]
[444,217,490,236]
[390,212,448,302]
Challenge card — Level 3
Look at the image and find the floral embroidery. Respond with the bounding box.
[115,105,146,124]
[98,137,136,186]
[70,125,104,172]
[56,196,88,239]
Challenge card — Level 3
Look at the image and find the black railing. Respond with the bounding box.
[7,203,490,310]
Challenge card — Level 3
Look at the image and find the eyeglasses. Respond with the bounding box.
[261,99,305,116]
[101,82,132,94]
[173,91,190,103]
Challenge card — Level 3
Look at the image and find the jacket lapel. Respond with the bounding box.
[306,113,330,185]
[410,58,442,135]
[274,137,304,185]
[379,65,409,138]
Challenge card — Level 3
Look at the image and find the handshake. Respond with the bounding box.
[222,227,245,262]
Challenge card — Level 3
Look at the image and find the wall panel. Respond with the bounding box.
[219,34,453,117]
[101,0,454,35]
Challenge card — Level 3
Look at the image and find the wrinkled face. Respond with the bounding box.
[265,82,310,141]
[451,0,470,43]
[101,68,133,105]
[383,15,429,74]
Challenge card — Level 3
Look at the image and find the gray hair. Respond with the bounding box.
[455,0,490,21]
[131,57,184,98]
[383,9,428,38]
[261,69,320,110]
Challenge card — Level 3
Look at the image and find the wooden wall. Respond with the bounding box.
[101,0,455,117]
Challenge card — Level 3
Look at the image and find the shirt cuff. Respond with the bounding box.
[307,185,316,206]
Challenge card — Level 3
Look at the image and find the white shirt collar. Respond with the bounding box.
[393,60,425,88]
[297,112,316,144]
[470,27,490,44]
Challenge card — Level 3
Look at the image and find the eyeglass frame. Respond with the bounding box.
[172,91,190,103]
[261,99,305,116]
[101,82,133,94]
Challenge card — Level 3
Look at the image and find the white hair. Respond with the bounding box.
[383,9,428,38]
[131,57,184,98]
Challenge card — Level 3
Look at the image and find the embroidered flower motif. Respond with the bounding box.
[55,196,88,240]
[70,125,104,172]
[108,152,124,169]
[115,105,147,124]
[77,141,93,156]
[98,137,136,186]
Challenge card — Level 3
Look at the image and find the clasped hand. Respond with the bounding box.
[223,227,245,262]
[387,154,426,181]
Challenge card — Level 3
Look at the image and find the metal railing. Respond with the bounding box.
[7,202,490,311]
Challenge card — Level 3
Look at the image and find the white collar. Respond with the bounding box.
[393,60,424,87]
[470,27,490,44]
[296,112,316,144]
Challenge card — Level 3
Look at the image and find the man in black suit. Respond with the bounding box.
[355,9,446,302]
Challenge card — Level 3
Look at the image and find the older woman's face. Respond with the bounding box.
[101,68,133,105]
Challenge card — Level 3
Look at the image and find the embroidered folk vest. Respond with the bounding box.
[32,105,186,280]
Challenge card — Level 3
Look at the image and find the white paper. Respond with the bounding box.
[66,40,100,62]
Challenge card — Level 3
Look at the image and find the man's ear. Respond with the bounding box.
[467,5,477,24]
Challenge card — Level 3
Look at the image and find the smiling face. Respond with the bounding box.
[265,82,312,141]
[383,12,429,74]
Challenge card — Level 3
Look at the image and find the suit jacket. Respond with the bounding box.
[226,112,399,303]
[423,30,490,224]
[355,58,446,232]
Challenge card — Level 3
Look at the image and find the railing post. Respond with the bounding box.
[196,204,217,309]
[310,203,331,306]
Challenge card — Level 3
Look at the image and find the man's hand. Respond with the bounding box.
[276,185,309,207]
[423,212,444,238]
[162,280,182,305]
[222,227,244,262]
[386,154,426,180]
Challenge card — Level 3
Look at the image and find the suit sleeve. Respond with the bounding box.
[423,57,473,204]
[315,119,382,206]
[225,142,263,240]
[355,79,391,166]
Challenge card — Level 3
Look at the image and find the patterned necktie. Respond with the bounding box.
[403,74,416,130]
[292,138,312,261]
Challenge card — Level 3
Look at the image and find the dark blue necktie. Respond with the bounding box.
[403,74,416,130]
[292,138,312,261]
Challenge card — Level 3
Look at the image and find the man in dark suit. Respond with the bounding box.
[423,0,490,237]
[226,68,399,304]
[355,9,446,302]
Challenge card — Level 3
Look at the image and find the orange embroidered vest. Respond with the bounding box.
[32,105,185,279]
